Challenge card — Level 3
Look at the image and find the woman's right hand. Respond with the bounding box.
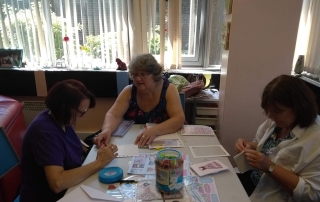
[94,132,111,148]
[235,138,252,153]
[96,144,118,167]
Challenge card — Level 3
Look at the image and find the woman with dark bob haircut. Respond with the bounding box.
[235,75,320,201]
[20,79,118,202]
[95,54,185,148]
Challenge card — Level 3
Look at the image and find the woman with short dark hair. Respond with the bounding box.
[20,79,118,202]
[235,75,320,201]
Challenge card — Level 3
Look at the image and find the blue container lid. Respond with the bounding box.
[98,167,123,184]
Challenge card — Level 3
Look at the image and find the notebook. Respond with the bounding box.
[111,120,135,137]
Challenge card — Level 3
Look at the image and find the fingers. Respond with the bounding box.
[135,134,150,148]
[94,134,103,147]
[94,133,112,148]
[235,138,245,152]
[134,135,141,145]
[138,135,148,148]
[107,144,118,153]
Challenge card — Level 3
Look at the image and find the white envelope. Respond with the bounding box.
[233,151,253,173]
[58,184,122,202]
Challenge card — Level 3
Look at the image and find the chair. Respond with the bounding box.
[179,92,185,112]
[0,127,20,179]
[0,127,20,202]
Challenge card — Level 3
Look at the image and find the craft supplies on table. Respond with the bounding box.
[155,149,184,193]
[98,167,123,184]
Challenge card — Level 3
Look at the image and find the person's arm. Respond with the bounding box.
[94,86,131,147]
[44,144,118,193]
[135,84,185,147]
[244,149,299,194]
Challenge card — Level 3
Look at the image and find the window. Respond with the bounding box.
[0,0,223,69]
[295,0,320,76]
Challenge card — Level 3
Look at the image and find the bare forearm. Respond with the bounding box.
[101,113,123,134]
[49,161,103,193]
[153,115,184,136]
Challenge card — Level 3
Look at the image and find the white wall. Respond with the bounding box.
[218,0,303,165]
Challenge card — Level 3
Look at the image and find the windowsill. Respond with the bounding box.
[299,75,320,88]
[0,67,221,74]
[0,67,123,72]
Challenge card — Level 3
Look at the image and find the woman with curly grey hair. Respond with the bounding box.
[95,54,185,148]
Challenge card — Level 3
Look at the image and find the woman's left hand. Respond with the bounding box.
[244,149,273,173]
[134,127,157,148]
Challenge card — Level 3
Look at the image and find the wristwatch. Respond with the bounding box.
[268,162,275,173]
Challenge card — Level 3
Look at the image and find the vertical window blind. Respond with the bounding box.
[0,0,222,69]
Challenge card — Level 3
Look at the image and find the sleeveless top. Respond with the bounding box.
[123,77,170,124]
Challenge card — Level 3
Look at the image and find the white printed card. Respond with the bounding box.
[190,160,229,177]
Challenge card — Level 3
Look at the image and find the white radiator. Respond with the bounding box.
[22,101,47,126]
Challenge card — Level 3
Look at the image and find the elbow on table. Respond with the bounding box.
[49,180,66,194]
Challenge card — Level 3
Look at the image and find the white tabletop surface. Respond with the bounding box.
[66,125,250,202]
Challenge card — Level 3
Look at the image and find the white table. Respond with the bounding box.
[67,125,250,202]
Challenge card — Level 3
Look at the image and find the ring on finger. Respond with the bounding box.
[142,135,145,138]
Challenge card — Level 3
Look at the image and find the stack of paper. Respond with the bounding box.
[146,124,184,149]
[181,125,215,136]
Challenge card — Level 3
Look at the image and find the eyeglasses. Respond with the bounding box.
[76,108,88,117]
[130,72,151,79]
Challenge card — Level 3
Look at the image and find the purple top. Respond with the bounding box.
[124,77,170,124]
[20,109,83,202]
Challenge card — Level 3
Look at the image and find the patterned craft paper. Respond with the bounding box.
[127,153,190,176]
[181,125,215,136]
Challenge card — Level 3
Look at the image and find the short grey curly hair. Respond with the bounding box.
[128,54,163,82]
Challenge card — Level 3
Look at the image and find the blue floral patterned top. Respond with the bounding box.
[251,126,293,185]
[123,77,169,124]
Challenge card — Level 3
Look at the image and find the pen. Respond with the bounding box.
[118,180,137,183]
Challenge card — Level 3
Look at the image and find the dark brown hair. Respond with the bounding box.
[45,79,96,125]
[261,75,318,128]
[128,54,163,82]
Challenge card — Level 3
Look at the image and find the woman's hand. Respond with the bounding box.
[96,144,118,167]
[244,149,273,173]
[94,132,111,148]
[235,138,256,153]
[134,127,157,148]
[235,138,249,153]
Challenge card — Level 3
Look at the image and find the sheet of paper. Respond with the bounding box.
[152,131,181,141]
[181,125,215,136]
[127,153,190,176]
[148,139,184,149]
[58,184,122,202]
[190,160,229,177]
[233,151,253,173]
[189,145,230,158]
[146,125,184,149]
[185,176,221,202]
[117,144,139,157]
[127,153,157,175]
